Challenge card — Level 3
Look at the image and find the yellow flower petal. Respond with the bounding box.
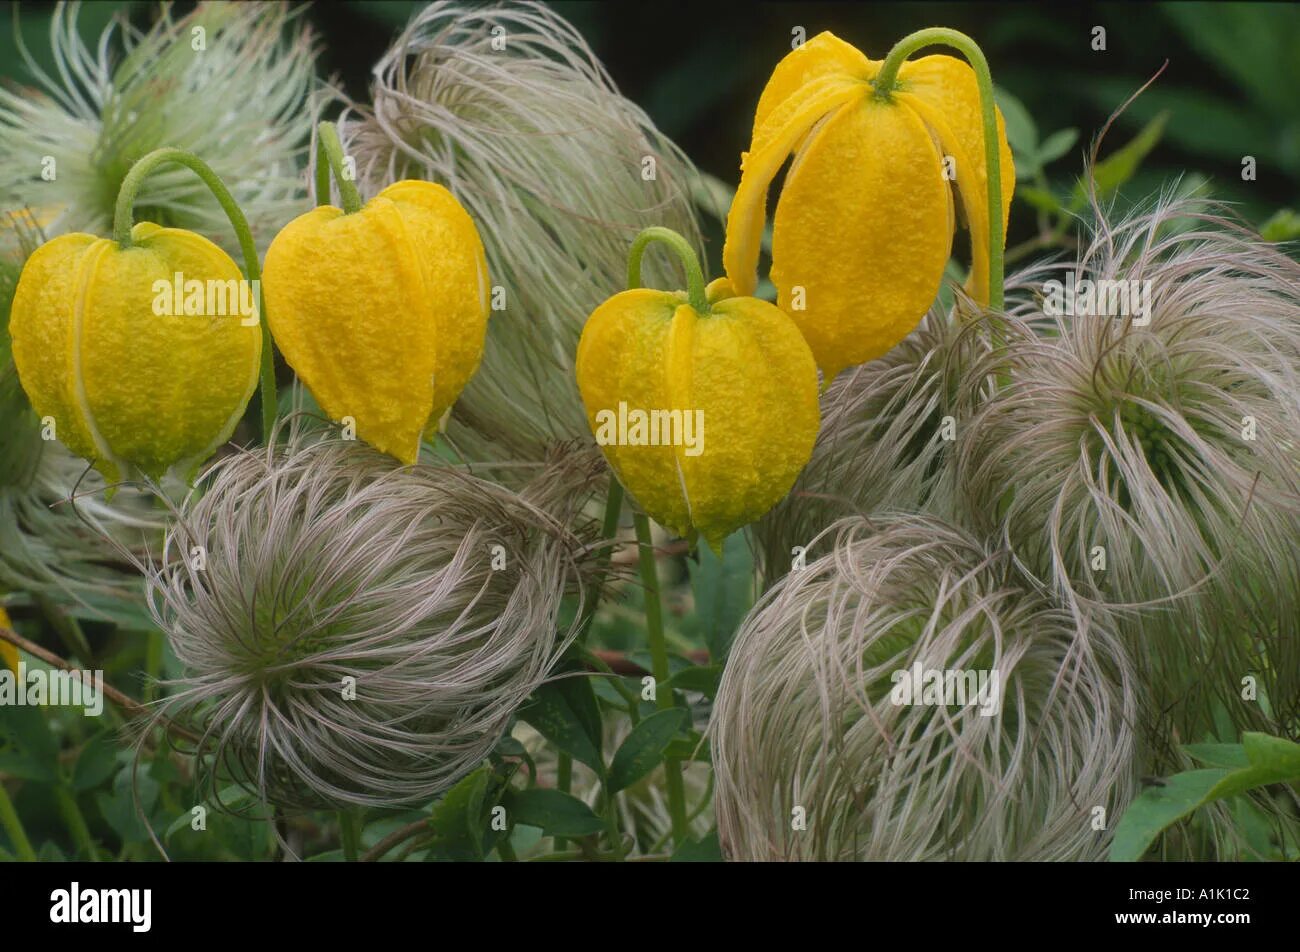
[0,607,18,674]
[9,226,262,482]
[575,289,691,535]
[670,297,820,552]
[751,31,874,144]
[770,95,953,380]
[376,181,491,430]
[723,76,867,297]
[895,54,1015,305]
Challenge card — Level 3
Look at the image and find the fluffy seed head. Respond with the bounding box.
[960,197,1300,614]
[711,514,1137,861]
[754,300,997,585]
[0,1,321,255]
[149,425,603,810]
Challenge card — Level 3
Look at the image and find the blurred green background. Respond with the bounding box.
[7,0,1300,245]
[2,0,1298,250]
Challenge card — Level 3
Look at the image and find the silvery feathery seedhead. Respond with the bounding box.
[959,196,1300,616]
[339,1,704,470]
[0,1,321,255]
[753,299,999,588]
[0,217,160,623]
[147,424,604,810]
[711,514,1138,861]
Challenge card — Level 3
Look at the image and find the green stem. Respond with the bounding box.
[559,476,626,848]
[632,511,689,847]
[339,809,362,861]
[496,834,519,862]
[111,147,278,441]
[54,785,97,861]
[627,226,710,315]
[0,782,37,861]
[873,27,1005,312]
[315,122,363,214]
[601,785,627,861]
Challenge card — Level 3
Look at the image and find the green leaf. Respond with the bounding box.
[667,664,722,699]
[1016,186,1064,215]
[1035,128,1080,166]
[1110,769,1230,862]
[72,731,120,791]
[0,703,59,783]
[689,530,755,663]
[1202,732,1300,802]
[993,87,1038,161]
[670,829,723,862]
[425,766,492,862]
[1260,209,1300,242]
[1071,112,1169,210]
[96,765,161,845]
[1111,733,1300,861]
[1182,743,1249,769]
[505,788,604,838]
[519,675,604,774]
[664,731,710,763]
[607,708,689,794]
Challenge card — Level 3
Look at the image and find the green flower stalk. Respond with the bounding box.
[147,421,605,810]
[340,1,704,469]
[0,1,323,257]
[711,515,1138,861]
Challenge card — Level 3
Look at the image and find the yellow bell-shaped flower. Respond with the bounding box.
[724,31,1014,381]
[262,180,490,465]
[577,230,819,552]
[8,222,263,483]
[0,607,17,674]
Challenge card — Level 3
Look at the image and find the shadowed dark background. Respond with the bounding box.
[2,1,1298,244]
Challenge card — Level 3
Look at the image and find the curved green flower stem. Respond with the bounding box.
[632,511,689,848]
[315,122,363,215]
[600,785,627,861]
[873,28,1005,313]
[0,782,37,861]
[627,227,710,315]
[112,148,278,442]
[53,785,97,861]
[339,808,362,862]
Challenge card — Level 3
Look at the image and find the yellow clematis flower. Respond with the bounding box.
[0,607,19,674]
[8,222,263,483]
[724,31,1014,381]
[576,230,820,552]
[263,180,490,465]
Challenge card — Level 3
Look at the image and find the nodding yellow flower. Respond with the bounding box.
[263,180,490,465]
[8,223,262,483]
[0,607,20,674]
[576,229,820,552]
[724,31,1014,381]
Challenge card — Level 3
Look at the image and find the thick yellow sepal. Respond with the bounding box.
[262,180,490,465]
[8,223,263,483]
[575,286,820,552]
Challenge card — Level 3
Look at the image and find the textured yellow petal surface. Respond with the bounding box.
[771,95,952,380]
[751,31,874,143]
[78,224,261,479]
[8,233,105,471]
[895,54,1014,304]
[377,181,490,428]
[723,76,867,296]
[0,607,17,674]
[576,289,692,536]
[671,297,819,552]
[264,199,436,465]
